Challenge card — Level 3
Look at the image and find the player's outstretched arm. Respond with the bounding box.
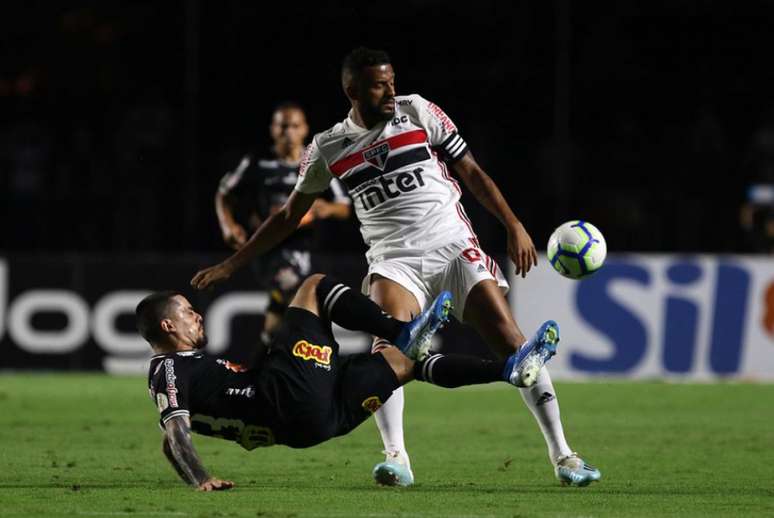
[310,199,351,220]
[163,416,234,491]
[162,434,192,484]
[191,190,318,290]
[215,191,248,250]
[451,152,538,277]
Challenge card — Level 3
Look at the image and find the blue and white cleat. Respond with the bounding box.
[503,320,560,387]
[372,451,414,487]
[555,453,602,487]
[394,291,453,361]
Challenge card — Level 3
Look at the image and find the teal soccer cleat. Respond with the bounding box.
[394,291,453,361]
[503,320,560,387]
[372,451,414,487]
[555,453,602,487]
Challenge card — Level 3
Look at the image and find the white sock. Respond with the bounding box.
[518,367,573,464]
[373,386,411,469]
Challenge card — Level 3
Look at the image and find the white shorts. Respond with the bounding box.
[361,239,509,321]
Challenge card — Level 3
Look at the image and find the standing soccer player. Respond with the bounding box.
[192,48,600,488]
[215,102,351,346]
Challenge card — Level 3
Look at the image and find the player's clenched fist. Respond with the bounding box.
[191,262,234,290]
[197,478,234,491]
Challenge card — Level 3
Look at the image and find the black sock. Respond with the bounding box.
[316,275,404,342]
[414,354,506,388]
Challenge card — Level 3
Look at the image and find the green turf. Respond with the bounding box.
[0,374,772,517]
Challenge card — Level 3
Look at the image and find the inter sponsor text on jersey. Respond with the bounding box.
[296,94,478,263]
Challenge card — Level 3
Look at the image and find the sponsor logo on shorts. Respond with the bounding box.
[361,396,383,413]
[292,340,332,366]
[225,386,256,398]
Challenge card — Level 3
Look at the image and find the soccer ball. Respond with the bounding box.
[547,220,607,279]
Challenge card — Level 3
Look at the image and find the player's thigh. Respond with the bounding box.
[440,246,523,359]
[270,306,339,398]
[365,258,426,320]
[369,275,422,320]
[336,352,402,434]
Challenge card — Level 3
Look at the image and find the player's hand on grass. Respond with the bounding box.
[507,222,538,278]
[197,477,234,492]
[222,224,248,250]
[191,262,234,290]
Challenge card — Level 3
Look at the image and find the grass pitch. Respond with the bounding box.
[0,374,772,517]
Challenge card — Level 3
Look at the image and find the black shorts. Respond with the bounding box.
[264,307,400,448]
[249,249,312,314]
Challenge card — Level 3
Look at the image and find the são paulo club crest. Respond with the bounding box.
[363,143,390,170]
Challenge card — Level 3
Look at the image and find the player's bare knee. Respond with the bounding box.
[303,273,326,291]
[288,273,325,315]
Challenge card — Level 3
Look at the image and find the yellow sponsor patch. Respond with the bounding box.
[292,340,332,365]
[361,396,383,413]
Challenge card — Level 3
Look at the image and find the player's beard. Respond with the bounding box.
[378,102,395,120]
[365,99,394,122]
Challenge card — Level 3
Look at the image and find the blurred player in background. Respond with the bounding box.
[138,276,561,490]
[215,102,351,347]
[192,48,600,488]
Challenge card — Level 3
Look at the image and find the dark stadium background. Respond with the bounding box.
[3,0,774,256]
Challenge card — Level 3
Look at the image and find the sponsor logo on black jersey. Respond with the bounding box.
[164,358,179,408]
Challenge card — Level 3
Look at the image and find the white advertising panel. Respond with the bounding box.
[509,254,774,380]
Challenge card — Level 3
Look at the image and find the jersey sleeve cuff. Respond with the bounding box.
[440,133,469,162]
[161,410,190,425]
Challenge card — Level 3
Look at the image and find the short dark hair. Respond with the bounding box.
[135,291,181,344]
[273,100,305,115]
[342,47,391,81]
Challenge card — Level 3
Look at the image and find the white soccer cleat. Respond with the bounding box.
[555,452,602,487]
[372,450,414,487]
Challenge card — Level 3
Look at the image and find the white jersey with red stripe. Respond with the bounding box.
[295,93,478,263]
